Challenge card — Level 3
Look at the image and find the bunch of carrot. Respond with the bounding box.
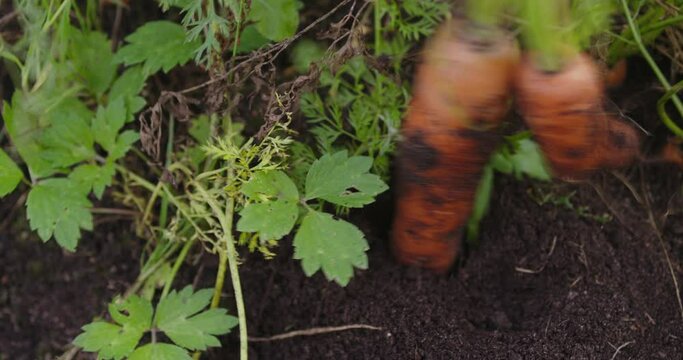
[392,0,641,273]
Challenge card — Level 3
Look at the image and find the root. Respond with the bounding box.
[248,324,384,342]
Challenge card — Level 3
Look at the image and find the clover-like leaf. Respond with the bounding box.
[26,178,93,251]
[304,151,388,207]
[293,210,369,286]
[155,286,238,351]
[237,170,299,241]
[73,295,153,360]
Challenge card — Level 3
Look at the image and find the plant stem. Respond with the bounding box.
[223,197,248,360]
[466,0,505,27]
[160,237,196,299]
[195,175,248,360]
[374,0,382,56]
[621,0,683,131]
[521,0,567,71]
[159,115,175,229]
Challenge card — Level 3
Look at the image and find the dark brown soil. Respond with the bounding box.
[209,166,683,360]
[2,162,683,360]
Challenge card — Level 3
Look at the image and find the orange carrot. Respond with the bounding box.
[516,53,640,178]
[603,59,628,89]
[515,52,611,178]
[392,20,519,273]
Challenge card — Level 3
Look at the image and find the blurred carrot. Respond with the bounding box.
[392,19,519,273]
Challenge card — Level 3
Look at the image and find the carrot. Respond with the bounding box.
[599,115,641,168]
[515,52,611,178]
[515,51,640,178]
[392,19,519,273]
[603,59,628,89]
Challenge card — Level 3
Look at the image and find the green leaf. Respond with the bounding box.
[69,30,117,95]
[39,98,96,168]
[236,25,271,53]
[237,170,299,240]
[93,97,127,153]
[305,151,388,207]
[73,295,153,360]
[114,21,200,75]
[0,149,23,197]
[155,286,238,351]
[109,130,140,161]
[249,0,301,41]
[69,163,116,199]
[290,39,325,73]
[26,178,92,251]
[467,165,495,243]
[109,66,147,123]
[129,343,191,360]
[189,115,212,143]
[4,91,91,177]
[509,138,551,181]
[109,66,147,101]
[293,210,368,286]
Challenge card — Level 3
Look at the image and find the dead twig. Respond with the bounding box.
[609,340,634,360]
[248,324,383,342]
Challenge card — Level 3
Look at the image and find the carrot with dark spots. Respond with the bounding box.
[392,18,519,273]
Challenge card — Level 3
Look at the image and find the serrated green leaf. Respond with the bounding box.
[293,210,368,286]
[26,178,92,251]
[69,30,117,95]
[109,130,140,161]
[69,163,116,199]
[5,91,87,177]
[189,115,212,143]
[0,149,23,197]
[238,170,299,240]
[38,98,96,169]
[249,0,300,41]
[305,151,388,207]
[114,21,200,75]
[109,66,146,102]
[242,170,299,199]
[93,97,127,153]
[109,66,147,123]
[155,286,237,351]
[73,295,153,360]
[129,343,191,360]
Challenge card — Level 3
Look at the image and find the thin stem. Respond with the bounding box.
[521,0,568,71]
[159,116,175,229]
[223,197,247,360]
[211,248,228,308]
[160,238,196,299]
[466,0,505,27]
[374,0,382,56]
[621,0,683,130]
[195,177,248,359]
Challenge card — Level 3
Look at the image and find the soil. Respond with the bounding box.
[2,161,683,359]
